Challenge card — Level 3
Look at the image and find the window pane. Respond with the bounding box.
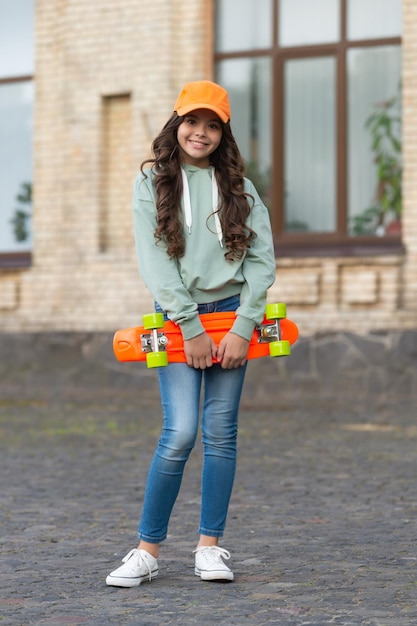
[215,0,272,53]
[0,0,35,78]
[279,0,339,47]
[347,0,402,40]
[0,81,34,252]
[284,57,336,233]
[216,57,272,207]
[347,46,401,236]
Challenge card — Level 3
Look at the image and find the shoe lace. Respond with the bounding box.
[122,548,154,582]
[194,546,231,564]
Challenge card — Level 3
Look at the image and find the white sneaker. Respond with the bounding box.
[106,548,158,587]
[194,546,234,581]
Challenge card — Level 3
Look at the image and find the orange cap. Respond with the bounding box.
[174,80,231,123]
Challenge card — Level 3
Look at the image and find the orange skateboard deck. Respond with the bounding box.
[113,304,299,368]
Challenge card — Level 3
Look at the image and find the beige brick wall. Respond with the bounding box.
[0,0,211,332]
[402,0,417,311]
[0,0,416,337]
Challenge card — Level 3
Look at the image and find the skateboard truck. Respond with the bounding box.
[141,313,169,367]
[258,320,283,342]
[140,330,168,353]
[258,303,291,357]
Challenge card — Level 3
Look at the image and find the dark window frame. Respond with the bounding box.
[214,0,403,256]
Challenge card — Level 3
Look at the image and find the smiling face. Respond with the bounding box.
[177,109,223,168]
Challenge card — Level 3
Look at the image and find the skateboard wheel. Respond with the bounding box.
[265,303,287,320]
[146,351,168,368]
[269,340,291,357]
[143,312,165,329]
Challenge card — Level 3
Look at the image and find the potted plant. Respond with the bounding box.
[351,93,402,236]
[11,181,32,242]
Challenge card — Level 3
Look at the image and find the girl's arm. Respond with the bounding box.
[132,174,206,341]
[230,181,276,341]
[217,184,276,369]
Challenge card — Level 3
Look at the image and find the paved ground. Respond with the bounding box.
[1,333,417,625]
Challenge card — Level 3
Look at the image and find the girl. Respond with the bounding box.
[106,80,276,586]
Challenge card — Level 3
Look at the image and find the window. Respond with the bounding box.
[215,0,402,253]
[0,0,34,259]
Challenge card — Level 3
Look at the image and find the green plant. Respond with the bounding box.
[351,94,402,236]
[11,181,32,242]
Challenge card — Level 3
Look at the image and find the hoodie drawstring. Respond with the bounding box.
[181,167,223,248]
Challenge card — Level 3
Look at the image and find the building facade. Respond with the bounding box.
[0,0,416,337]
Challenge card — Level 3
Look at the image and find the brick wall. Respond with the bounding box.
[0,0,416,337]
[403,0,417,311]
[0,0,211,332]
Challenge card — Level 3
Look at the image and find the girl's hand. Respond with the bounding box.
[184,332,217,369]
[216,332,250,369]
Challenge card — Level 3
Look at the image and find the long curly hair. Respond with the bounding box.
[140,113,256,261]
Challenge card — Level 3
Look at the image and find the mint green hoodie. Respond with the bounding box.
[132,163,276,341]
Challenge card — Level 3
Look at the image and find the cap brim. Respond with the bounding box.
[175,103,229,123]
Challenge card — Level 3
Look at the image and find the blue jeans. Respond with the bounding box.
[138,294,247,543]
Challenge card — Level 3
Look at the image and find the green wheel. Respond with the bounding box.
[265,302,287,320]
[143,312,165,329]
[269,340,291,357]
[146,351,168,368]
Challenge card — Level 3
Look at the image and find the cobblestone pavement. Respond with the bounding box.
[1,335,417,625]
